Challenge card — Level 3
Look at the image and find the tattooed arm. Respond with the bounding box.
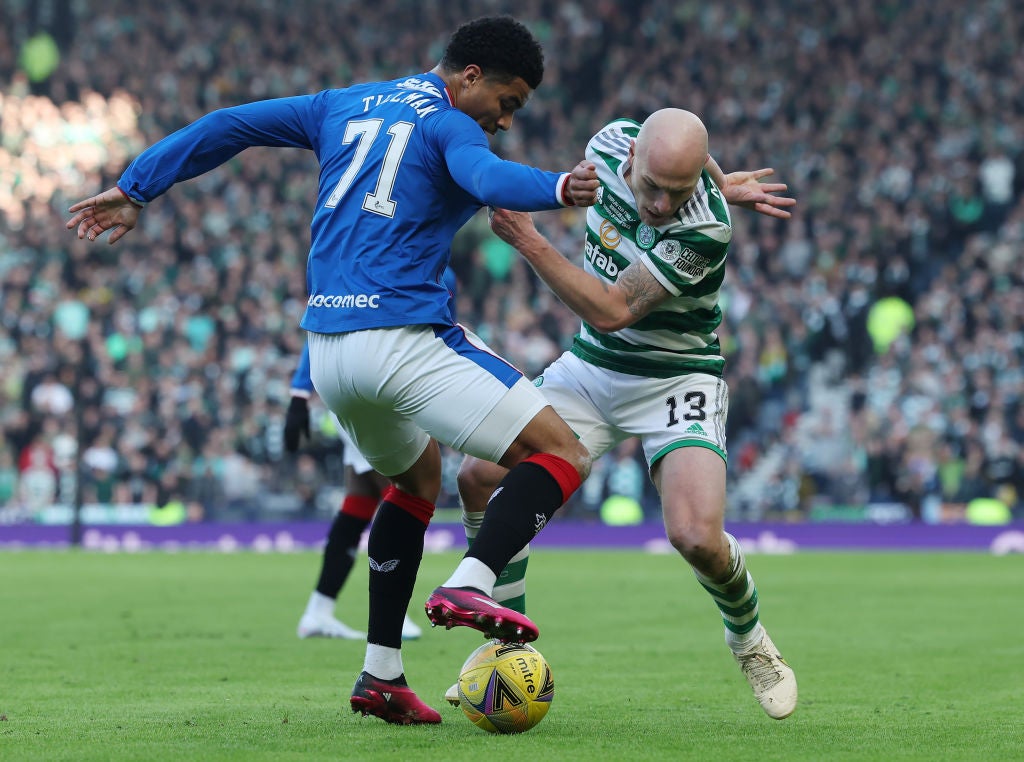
[488,208,670,333]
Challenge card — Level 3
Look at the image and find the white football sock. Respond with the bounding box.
[443,557,497,595]
[304,591,335,619]
[363,644,403,680]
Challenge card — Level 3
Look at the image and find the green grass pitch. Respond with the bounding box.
[2,548,1022,760]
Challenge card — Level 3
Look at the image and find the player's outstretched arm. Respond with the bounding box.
[68,98,319,245]
[65,186,143,244]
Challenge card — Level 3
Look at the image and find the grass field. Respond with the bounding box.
[2,548,1022,761]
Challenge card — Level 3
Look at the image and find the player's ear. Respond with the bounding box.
[462,64,482,87]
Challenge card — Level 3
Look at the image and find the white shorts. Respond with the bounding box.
[307,325,548,476]
[333,417,373,475]
[534,351,729,468]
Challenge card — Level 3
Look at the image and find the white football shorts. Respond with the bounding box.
[533,351,729,468]
[332,416,373,475]
[307,325,548,477]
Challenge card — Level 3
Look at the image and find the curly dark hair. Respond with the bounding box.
[439,15,544,90]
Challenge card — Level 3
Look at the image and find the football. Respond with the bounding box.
[457,641,554,734]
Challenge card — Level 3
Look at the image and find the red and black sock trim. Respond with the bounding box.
[465,454,581,576]
[523,452,582,503]
[381,485,435,526]
[340,494,378,521]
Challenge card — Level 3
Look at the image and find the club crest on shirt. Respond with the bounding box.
[636,223,657,249]
[654,238,682,264]
[654,240,710,277]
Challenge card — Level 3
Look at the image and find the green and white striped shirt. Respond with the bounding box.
[572,118,732,378]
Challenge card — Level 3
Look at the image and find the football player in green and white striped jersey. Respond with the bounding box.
[453,109,799,719]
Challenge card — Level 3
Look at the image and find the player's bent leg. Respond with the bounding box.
[435,457,532,704]
[457,456,531,614]
[428,403,587,642]
[655,447,732,578]
[427,453,577,641]
[459,405,589,581]
[655,447,797,719]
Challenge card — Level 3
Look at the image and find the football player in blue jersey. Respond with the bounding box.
[288,267,456,643]
[67,16,598,725]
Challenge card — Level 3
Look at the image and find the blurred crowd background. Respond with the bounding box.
[1,0,1022,526]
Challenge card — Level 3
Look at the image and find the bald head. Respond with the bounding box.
[638,108,708,176]
[628,109,709,225]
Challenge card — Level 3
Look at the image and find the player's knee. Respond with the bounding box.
[566,439,592,483]
[669,532,713,568]
[665,519,720,566]
[391,477,441,505]
[663,518,712,561]
[540,437,591,483]
[457,457,503,511]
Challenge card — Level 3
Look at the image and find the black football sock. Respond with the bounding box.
[465,455,579,579]
[315,512,371,598]
[366,488,434,648]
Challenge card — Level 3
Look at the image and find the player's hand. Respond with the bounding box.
[283,395,311,453]
[66,186,143,244]
[488,207,539,247]
[565,160,599,207]
[720,168,795,219]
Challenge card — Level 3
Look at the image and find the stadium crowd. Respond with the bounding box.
[1,0,1022,523]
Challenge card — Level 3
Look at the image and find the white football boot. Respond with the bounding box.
[298,613,419,641]
[733,630,798,719]
[402,614,423,640]
[444,681,461,707]
[296,613,366,640]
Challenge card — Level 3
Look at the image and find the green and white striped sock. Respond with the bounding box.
[695,533,764,653]
[463,509,529,615]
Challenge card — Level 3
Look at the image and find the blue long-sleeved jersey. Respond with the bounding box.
[118,72,571,333]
